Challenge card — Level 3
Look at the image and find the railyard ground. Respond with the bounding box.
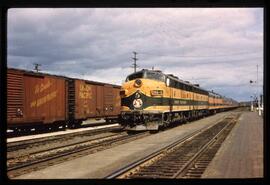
[202,109,263,178]
[13,108,263,179]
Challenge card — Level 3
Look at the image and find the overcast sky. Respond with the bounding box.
[8,8,263,102]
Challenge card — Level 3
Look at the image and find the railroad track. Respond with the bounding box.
[106,113,240,179]
[7,121,117,138]
[7,124,122,152]
[8,131,150,178]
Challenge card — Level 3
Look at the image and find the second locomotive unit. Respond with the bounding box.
[120,69,238,131]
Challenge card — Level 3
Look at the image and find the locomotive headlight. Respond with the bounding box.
[134,79,142,87]
[133,98,143,108]
[151,90,163,96]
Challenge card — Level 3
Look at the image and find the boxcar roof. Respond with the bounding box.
[8,67,121,88]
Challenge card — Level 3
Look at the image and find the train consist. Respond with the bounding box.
[120,69,238,131]
[7,67,238,133]
[7,68,121,131]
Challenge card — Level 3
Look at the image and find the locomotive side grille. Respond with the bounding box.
[7,72,24,118]
[68,79,75,120]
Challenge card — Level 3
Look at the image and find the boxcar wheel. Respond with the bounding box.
[149,130,159,134]
[127,130,136,135]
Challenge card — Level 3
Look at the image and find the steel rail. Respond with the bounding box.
[7,121,118,138]
[8,131,148,172]
[173,118,236,178]
[106,115,239,179]
[105,118,227,179]
[7,131,150,178]
[7,132,125,161]
[7,124,122,152]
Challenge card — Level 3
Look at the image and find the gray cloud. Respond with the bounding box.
[8,8,263,102]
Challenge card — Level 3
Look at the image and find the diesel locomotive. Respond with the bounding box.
[119,69,238,131]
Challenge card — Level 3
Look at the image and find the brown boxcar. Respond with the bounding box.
[7,68,121,130]
[7,68,67,129]
[67,78,120,126]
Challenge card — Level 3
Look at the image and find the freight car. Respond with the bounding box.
[7,68,121,131]
[66,78,121,128]
[119,69,238,131]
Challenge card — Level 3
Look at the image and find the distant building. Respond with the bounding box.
[239,101,251,107]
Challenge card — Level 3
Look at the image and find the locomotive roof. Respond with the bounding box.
[164,72,208,93]
[129,69,236,103]
[137,69,208,94]
[8,67,121,88]
[208,91,237,102]
[208,90,222,97]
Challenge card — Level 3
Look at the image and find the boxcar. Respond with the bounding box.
[7,68,67,130]
[7,68,121,130]
[67,78,121,127]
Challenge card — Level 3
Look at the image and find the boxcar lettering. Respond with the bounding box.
[34,80,52,94]
[79,84,92,99]
[40,80,52,93]
[30,100,37,108]
[34,85,40,94]
[32,90,58,108]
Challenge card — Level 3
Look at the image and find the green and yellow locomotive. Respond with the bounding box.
[119,69,237,131]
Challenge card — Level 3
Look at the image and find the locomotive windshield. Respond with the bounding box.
[145,71,165,82]
[126,72,144,82]
[126,70,165,82]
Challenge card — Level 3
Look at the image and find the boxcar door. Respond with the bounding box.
[96,85,104,116]
[88,83,97,117]
[103,85,114,116]
[112,87,121,115]
[75,80,98,120]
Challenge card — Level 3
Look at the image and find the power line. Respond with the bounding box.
[139,50,262,58]
[140,56,262,66]
[211,83,263,88]
[185,56,263,65]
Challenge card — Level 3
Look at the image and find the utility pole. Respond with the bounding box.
[249,80,255,112]
[257,64,258,100]
[132,51,138,73]
[256,64,262,116]
[33,63,41,72]
[249,64,261,115]
[250,95,254,111]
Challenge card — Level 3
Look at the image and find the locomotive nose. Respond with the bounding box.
[133,91,143,109]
